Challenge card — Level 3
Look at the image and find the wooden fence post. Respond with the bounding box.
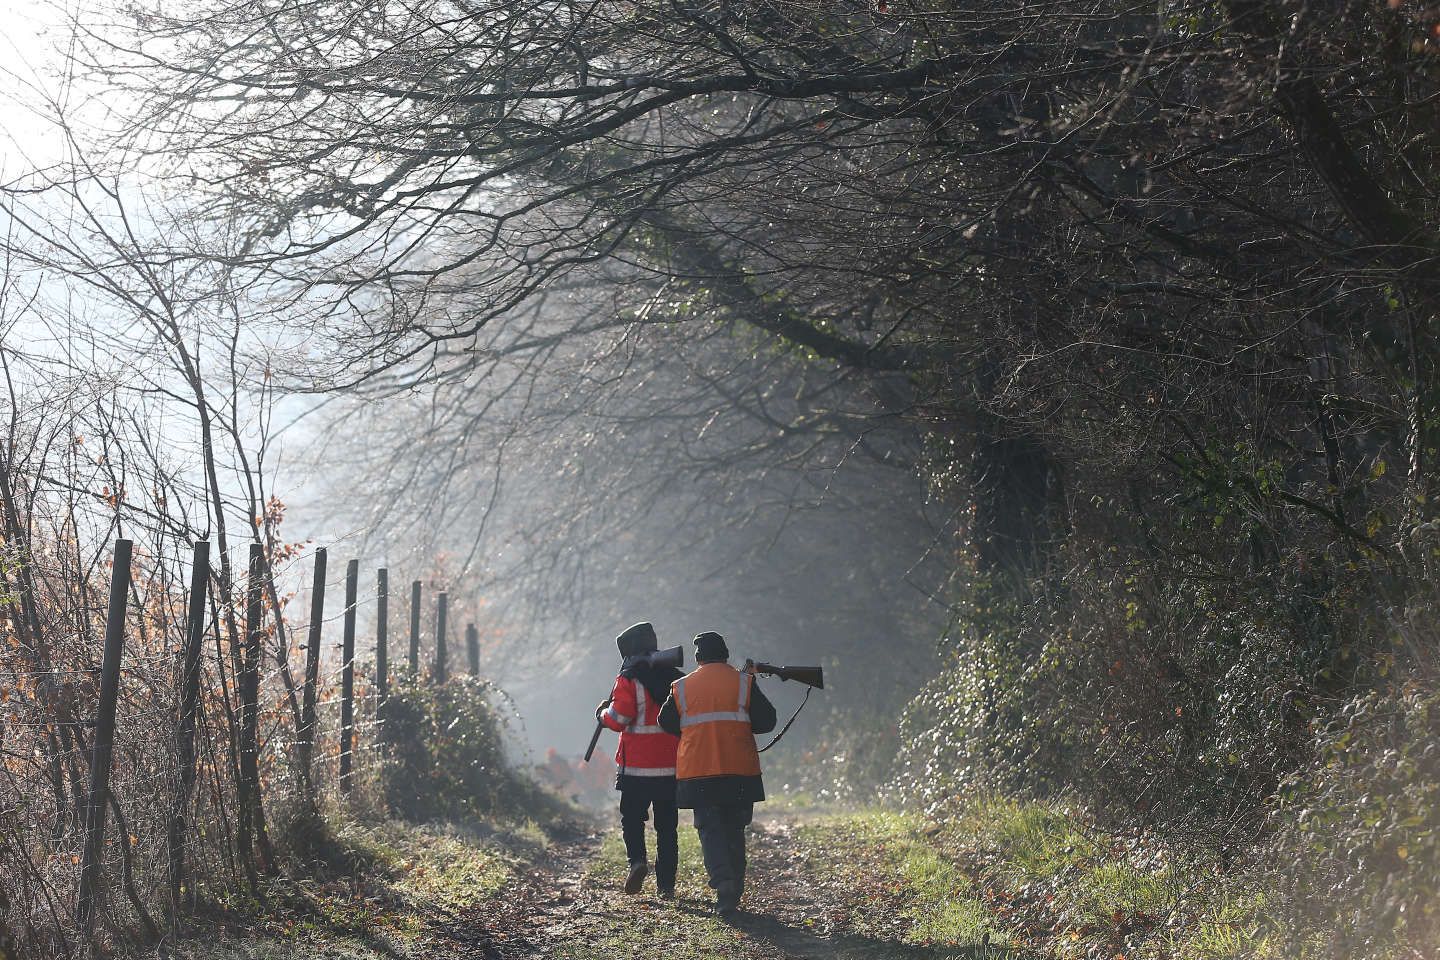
[76,538,132,935]
[466,623,480,678]
[408,579,421,673]
[375,568,388,706]
[434,592,448,684]
[237,542,274,876]
[167,540,209,921]
[299,548,325,796]
[339,559,358,794]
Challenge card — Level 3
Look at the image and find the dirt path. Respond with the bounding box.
[428,815,1008,960]
[154,803,1196,960]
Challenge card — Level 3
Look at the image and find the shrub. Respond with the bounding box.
[1275,686,1440,958]
[375,675,553,823]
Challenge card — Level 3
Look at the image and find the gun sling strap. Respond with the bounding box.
[757,685,812,754]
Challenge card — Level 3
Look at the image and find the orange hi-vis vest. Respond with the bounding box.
[671,662,762,780]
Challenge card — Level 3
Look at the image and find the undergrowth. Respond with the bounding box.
[135,676,572,959]
[159,807,539,959]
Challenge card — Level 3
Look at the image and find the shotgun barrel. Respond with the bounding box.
[746,661,824,689]
[583,720,605,762]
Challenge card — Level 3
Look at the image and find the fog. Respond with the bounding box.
[286,301,952,771]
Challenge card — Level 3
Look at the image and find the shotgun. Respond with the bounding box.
[744,660,824,689]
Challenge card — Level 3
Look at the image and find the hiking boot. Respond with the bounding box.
[623,861,649,895]
[715,883,740,917]
[656,884,675,900]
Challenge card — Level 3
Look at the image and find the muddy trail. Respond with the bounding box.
[424,815,1012,960]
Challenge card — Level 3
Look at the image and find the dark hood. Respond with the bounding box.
[622,659,684,706]
[616,621,659,659]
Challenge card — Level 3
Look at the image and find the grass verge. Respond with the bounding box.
[151,805,553,959]
[795,800,1275,960]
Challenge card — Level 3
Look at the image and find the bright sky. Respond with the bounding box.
[0,0,68,177]
[0,0,100,179]
[0,0,346,550]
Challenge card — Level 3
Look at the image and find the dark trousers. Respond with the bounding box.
[619,776,678,888]
[693,802,753,909]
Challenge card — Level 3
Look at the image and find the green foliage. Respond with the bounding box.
[375,674,557,823]
[890,432,1440,955]
[895,486,1385,842]
[1276,686,1440,958]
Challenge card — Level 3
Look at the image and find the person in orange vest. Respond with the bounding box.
[595,622,684,897]
[658,631,776,917]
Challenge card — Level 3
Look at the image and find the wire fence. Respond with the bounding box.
[0,532,481,959]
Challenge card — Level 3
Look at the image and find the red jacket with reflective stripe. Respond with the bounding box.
[600,674,679,775]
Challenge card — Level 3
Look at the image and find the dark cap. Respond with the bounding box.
[616,622,659,658]
[694,631,729,663]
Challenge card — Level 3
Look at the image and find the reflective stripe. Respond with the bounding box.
[674,663,761,780]
[631,682,648,731]
[605,706,632,726]
[677,671,750,728]
[680,710,750,728]
[619,766,676,777]
[625,682,672,733]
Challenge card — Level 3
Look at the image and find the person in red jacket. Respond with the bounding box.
[595,622,683,897]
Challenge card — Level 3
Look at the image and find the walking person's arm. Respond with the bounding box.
[599,676,637,731]
[658,692,681,736]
